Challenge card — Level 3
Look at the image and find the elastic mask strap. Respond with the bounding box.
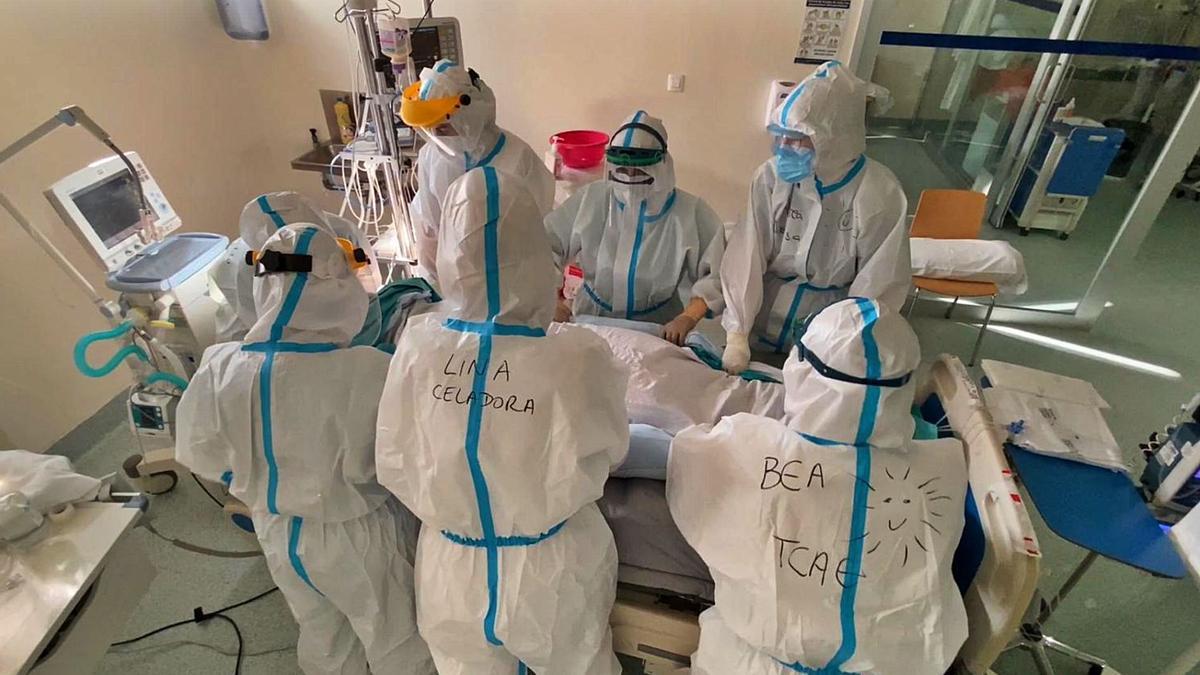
[799,342,911,388]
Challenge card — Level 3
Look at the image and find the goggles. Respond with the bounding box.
[797,342,912,388]
[792,305,911,388]
[246,238,370,277]
[605,122,667,167]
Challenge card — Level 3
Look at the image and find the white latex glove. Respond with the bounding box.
[722,332,751,374]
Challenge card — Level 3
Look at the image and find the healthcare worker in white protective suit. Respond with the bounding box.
[376,166,629,674]
[669,297,968,674]
[544,111,726,345]
[721,61,911,374]
[177,223,434,675]
[400,59,554,286]
[208,192,380,342]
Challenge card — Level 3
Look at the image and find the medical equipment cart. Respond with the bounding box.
[1008,120,1125,240]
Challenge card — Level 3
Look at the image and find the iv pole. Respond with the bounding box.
[341,0,418,273]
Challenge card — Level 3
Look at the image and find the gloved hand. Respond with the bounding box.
[661,314,699,346]
[722,332,751,374]
[554,298,573,323]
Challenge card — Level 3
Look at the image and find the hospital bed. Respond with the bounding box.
[602,353,1043,674]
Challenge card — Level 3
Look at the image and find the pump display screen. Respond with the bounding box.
[410,26,442,71]
[71,169,142,248]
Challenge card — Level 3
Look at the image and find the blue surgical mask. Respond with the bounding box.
[775,145,815,184]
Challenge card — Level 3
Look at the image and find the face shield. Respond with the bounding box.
[605,111,675,203]
[400,61,498,161]
[401,79,466,158]
[414,121,462,158]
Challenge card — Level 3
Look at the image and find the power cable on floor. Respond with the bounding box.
[192,472,226,508]
[142,520,262,559]
[110,586,279,674]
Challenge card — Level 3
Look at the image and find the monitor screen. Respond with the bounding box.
[70,170,142,249]
[410,26,442,71]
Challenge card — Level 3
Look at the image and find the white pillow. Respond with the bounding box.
[911,238,1028,295]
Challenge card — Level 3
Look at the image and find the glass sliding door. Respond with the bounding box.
[860,0,1200,326]
[864,0,1064,207]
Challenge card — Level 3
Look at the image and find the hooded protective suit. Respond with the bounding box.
[177,223,433,675]
[545,110,725,337]
[721,61,911,373]
[400,60,555,286]
[669,298,968,674]
[376,166,628,674]
[208,192,380,343]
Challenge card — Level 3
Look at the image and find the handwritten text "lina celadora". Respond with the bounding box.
[434,353,534,415]
[431,383,536,415]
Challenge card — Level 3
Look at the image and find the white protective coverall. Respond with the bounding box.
[400,59,554,286]
[545,110,725,332]
[669,298,968,674]
[721,61,911,372]
[376,166,628,674]
[177,224,433,675]
[208,192,380,342]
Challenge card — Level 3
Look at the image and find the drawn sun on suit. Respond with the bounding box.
[857,463,951,567]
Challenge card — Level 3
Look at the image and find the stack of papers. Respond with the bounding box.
[980,360,1126,472]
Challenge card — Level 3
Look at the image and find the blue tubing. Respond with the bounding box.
[145,371,189,391]
[74,321,149,378]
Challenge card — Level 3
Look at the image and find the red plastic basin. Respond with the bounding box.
[550,130,608,169]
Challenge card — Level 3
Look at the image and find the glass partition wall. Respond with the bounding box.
[859,0,1200,326]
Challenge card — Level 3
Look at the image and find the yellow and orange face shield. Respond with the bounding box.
[398,81,463,129]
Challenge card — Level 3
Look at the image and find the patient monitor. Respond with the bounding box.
[45,151,181,273]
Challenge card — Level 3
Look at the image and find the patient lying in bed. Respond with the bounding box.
[576,320,785,434]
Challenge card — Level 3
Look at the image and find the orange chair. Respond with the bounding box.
[905,189,996,366]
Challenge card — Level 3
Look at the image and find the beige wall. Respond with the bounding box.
[429,0,833,218]
[0,1,340,451]
[0,0,848,451]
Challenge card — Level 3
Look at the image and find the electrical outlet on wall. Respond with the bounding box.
[667,74,685,93]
